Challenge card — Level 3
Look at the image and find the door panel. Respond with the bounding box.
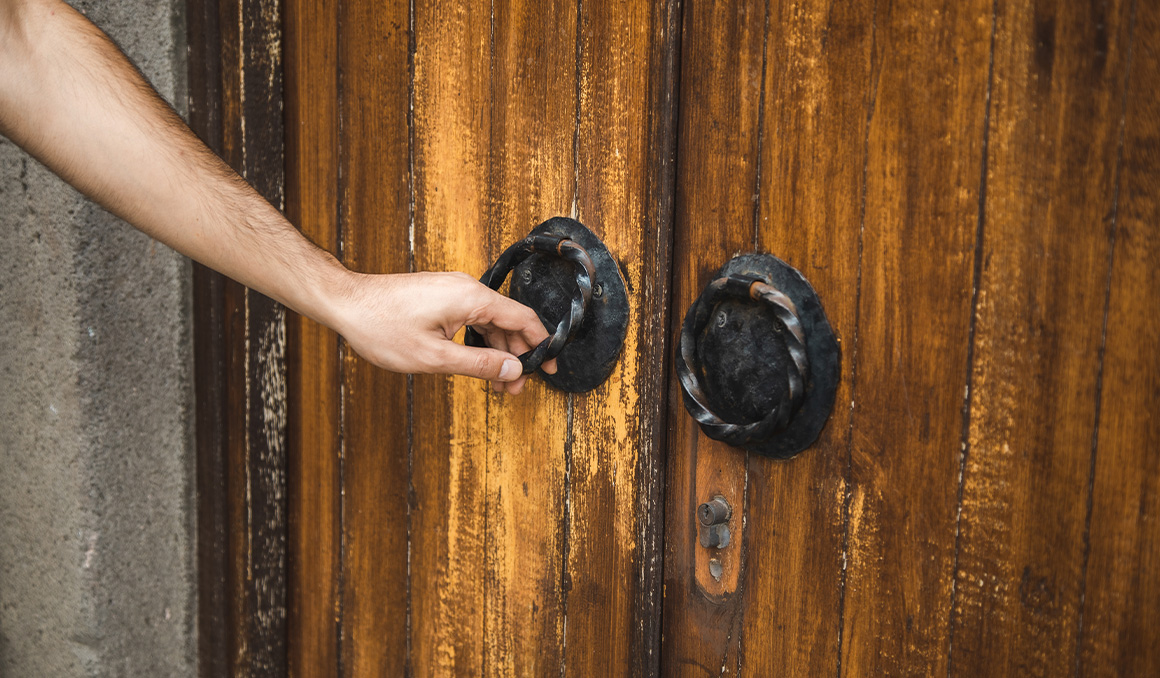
[281,1,679,675]
[661,0,991,673]
[1079,2,1160,672]
[196,0,1160,675]
[285,0,341,676]
[659,0,872,673]
[949,0,1135,674]
[659,0,1158,676]
[336,0,415,674]
[838,0,992,674]
[410,4,492,675]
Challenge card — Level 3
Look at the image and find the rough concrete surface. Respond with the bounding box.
[0,1,195,676]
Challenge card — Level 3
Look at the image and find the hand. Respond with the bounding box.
[0,2,555,393]
[330,271,557,394]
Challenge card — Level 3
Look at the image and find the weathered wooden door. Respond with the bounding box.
[192,0,1159,675]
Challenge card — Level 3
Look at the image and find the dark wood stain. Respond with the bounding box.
[191,0,288,675]
[1078,1,1160,674]
[187,0,228,673]
[948,0,1135,674]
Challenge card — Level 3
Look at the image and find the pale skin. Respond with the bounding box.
[0,0,554,393]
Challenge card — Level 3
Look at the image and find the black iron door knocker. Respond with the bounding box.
[465,217,629,393]
[676,253,840,458]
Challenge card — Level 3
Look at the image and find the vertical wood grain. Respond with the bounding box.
[1078,1,1160,674]
[188,0,228,672]
[215,0,290,675]
[947,0,1135,674]
[837,0,992,674]
[285,0,341,676]
[565,1,678,675]
[661,0,768,672]
[482,2,575,674]
[740,0,875,673]
[409,1,491,675]
[662,0,875,673]
[337,0,413,674]
[205,0,1160,674]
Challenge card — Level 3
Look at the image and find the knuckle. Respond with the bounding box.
[472,351,495,378]
[415,346,445,374]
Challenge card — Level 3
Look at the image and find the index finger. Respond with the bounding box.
[472,291,558,374]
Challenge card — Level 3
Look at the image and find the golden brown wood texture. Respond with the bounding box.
[742,0,873,672]
[409,1,491,675]
[337,0,413,674]
[285,0,340,676]
[660,0,991,673]
[258,0,1160,675]
[281,1,678,675]
[480,3,575,672]
[837,0,992,674]
[1078,1,1159,673]
[566,1,678,674]
[948,0,1136,674]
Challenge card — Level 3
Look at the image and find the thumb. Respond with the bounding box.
[438,342,524,382]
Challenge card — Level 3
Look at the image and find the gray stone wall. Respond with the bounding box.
[0,1,195,676]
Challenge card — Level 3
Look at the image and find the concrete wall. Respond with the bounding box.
[0,2,195,676]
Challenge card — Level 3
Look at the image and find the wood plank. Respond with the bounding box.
[482,1,576,673]
[409,1,491,675]
[217,0,289,675]
[1078,2,1160,673]
[662,0,874,673]
[187,0,229,673]
[738,0,876,673]
[284,0,341,675]
[337,0,413,673]
[838,0,993,674]
[947,0,1135,674]
[660,0,769,672]
[564,1,678,675]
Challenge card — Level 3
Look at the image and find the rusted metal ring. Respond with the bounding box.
[464,235,594,374]
[676,273,811,447]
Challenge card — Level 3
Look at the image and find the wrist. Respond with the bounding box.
[293,251,360,336]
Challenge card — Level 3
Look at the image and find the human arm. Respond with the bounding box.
[0,0,552,392]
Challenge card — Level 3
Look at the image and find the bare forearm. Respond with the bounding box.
[0,0,346,326]
[0,0,554,391]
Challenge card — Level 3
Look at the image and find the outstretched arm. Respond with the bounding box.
[0,0,551,393]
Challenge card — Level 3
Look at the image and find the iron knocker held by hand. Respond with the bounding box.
[464,217,629,393]
[464,234,595,374]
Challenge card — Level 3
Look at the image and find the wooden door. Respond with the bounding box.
[661,0,1160,674]
[280,1,680,676]
[191,0,1160,675]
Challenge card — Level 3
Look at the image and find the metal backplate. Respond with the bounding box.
[693,253,840,458]
[510,217,629,393]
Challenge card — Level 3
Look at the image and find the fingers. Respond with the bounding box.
[483,329,510,393]
[502,331,533,395]
[436,341,524,385]
[470,290,558,376]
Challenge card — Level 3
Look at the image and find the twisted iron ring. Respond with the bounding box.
[464,235,594,374]
[676,274,810,446]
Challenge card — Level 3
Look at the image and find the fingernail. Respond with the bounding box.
[499,359,521,381]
